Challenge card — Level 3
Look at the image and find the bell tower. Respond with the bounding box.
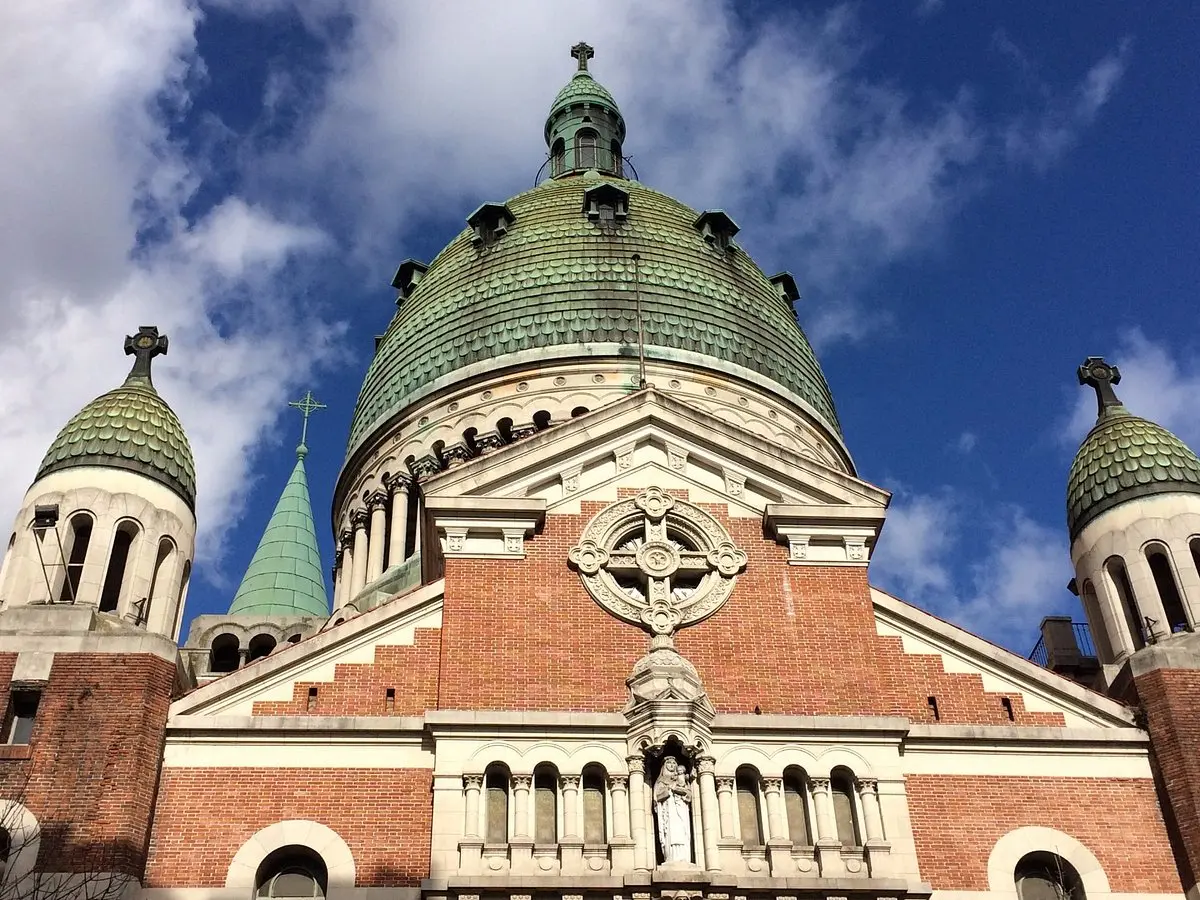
[544,43,628,178]
[1066,356,1200,897]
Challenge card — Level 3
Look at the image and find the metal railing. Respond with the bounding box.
[1028,621,1097,668]
[535,147,640,185]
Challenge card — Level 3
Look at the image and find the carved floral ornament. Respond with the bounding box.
[568,487,748,636]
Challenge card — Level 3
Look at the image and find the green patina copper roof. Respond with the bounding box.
[228,445,329,618]
[37,330,195,508]
[1067,406,1200,539]
[347,174,842,458]
[550,72,619,118]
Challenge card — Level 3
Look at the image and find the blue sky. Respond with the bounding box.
[2,1,1197,655]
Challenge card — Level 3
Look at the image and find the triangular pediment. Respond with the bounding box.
[871,587,1135,728]
[422,389,890,520]
[170,581,444,717]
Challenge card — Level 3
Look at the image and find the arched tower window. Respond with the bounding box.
[576,129,598,170]
[484,764,510,844]
[783,767,811,846]
[255,845,327,898]
[735,766,764,848]
[1015,851,1085,900]
[57,514,93,602]
[1105,556,1144,650]
[830,768,860,848]
[143,538,175,626]
[1191,538,1200,582]
[534,764,558,844]
[1146,546,1189,632]
[582,764,607,844]
[210,633,241,673]
[99,522,139,612]
[550,138,566,177]
[248,634,277,662]
[610,139,623,176]
[1079,581,1114,663]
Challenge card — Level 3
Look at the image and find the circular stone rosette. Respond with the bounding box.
[567,486,747,633]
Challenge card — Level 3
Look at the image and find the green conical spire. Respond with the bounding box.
[228,394,329,618]
[544,43,627,178]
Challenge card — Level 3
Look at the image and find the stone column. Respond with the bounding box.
[510,773,534,872]
[561,774,584,872]
[334,530,352,609]
[763,776,794,875]
[697,757,721,872]
[810,776,844,877]
[385,473,411,567]
[364,491,388,583]
[1128,553,1171,641]
[627,756,650,871]
[1092,572,1136,658]
[463,774,483,837]
[715,776,736,838]
[609,773,634,871]
[348,508,369,598]
[856,779,884,843]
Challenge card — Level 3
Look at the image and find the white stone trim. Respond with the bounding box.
[0,799,40,888]
[986,827,1112,898]
[225,820,356,890]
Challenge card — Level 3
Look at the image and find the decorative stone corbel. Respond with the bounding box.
[425,496,547,559]
[764,504,886,567]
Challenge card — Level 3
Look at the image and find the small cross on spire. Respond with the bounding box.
[1078,356,1124,417]
[288,390,326,455]
[123,326,168,385]
[571,42,595,73]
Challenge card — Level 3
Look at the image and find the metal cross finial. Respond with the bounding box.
[1078,356,1123,417]
[123,326,169,384]
[571,42,595,72]
[288,390,326,451]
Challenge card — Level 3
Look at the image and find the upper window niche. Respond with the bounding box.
[581,764,607,844]
[575,128,599,170]
[1145,545,1189,633]
[830,768,861,848]
[735,766,764,849]
[582,183,629,228]
[550,138,566,177]
[255,845,328,899]
[55,513,93,603]
[99,521,139,613]
[768,272,801,313]
[391,259,429,309]
[484,763,510,845]
[693,209,740,254]
[1015,851,1085,900]
[466,203,515,249]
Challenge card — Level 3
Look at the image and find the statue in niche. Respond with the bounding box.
[653,754,692,863]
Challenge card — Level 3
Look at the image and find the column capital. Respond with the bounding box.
[364,489,389,510]
[715,775,735,792]
[560,774,581,791]
[761,776,783,794]
[350,507,370,528]
[338,529,353,550]
[696,756,716,776]
[511,773,533,791]
[383,471,412,493]
[626,755,645,775]
[810,776,831,792]
[608,773,629,791]
[855,777,879,794]
[463,773,484,791]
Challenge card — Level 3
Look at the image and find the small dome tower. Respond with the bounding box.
[0,326,197,639]
[545,42,627,178]
[1067,357,1200,678]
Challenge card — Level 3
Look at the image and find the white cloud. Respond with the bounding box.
[954,431,978,454]
[872,489,958,597]
[0,0,340,567]
[1063,330,1200,450]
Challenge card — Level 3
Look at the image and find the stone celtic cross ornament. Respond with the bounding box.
[569,487,748,637]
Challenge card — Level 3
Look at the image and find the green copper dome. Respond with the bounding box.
[347,173,842,458]
[228,445,328,618]
[547,72,620,123]
[1067,357,1200,539]
[37,328,195,509]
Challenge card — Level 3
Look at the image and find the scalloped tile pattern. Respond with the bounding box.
[37,380,196,507]
[550,72,619,117]
[349,176,841,455]
[1067,408,1200,537]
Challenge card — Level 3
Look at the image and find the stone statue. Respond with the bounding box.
[653,755,692,863]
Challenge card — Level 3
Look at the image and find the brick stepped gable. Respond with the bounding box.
[146,768,431,888]
[250,627,440,716]
[435,491,1069,725]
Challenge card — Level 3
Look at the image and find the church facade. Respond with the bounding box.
[1,45,1199,900]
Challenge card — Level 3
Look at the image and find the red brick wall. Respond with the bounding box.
[435,499,1065,725]
[145,768,431,887]
[0,653,174,877]
[1135,667,1200,891]
[907,775,1180,892]
[251,629,440,716]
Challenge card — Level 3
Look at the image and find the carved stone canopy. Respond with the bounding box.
[568,487,747,637]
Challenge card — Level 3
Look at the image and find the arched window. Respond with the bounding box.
[0,825,9,867]
[1105,556,1144,650]
[1079,581,1114,663]
[248,634,277,662]
[210,633,241,673]
[830,769,860,848]
[783,767,811,846]
[57,514,93,602]
[485,764,510,844]
[576,129,598,170]
[582,764,607,844]
[550,138,566,176]
[1192,538,1200,582]
[610,140,623,176]
[255,845,328,898]
[142,538,175,626]
[570,407,589,418]
[533,410,552,431]
[534,764,558,844]
[1015,851,1085,900]
[99,522,139,613]
[735,766,764,848]
[1146,546,1189,632]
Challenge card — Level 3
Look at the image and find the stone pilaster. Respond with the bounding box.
[364,490,388,583]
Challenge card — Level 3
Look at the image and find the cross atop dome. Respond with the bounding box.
[1078,356,1123,417]
[571,41,594,73]
[288,390,326,457]
[124,325,168,386]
